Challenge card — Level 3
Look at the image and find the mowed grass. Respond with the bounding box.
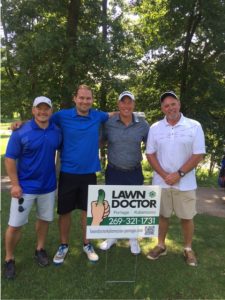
[0,122,11,131]
[1,124,11,176]
[0,123,11,155]
[1,190,225,299]
[0,126,11,176]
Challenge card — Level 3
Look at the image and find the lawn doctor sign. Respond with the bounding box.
[86,185,161,239]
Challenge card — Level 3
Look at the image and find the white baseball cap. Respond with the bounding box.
[33,96,52,107]
[118,91,135,101]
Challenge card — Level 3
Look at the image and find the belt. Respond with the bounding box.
[108,163,141,172]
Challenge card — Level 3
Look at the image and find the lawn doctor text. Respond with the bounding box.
[86,185,161,239]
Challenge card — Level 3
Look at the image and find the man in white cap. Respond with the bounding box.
[4,96,62,279]
[146,91,205,266]
[99,91,149,254]
[10,86,114,266]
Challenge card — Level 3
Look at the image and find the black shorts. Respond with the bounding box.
[57,172,97,214]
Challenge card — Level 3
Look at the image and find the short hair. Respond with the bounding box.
[73,84,93,97]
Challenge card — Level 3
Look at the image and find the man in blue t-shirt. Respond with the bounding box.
[4,96,62,279]
[52,85,111,265]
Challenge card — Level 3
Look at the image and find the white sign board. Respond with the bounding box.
[86,185,161,239]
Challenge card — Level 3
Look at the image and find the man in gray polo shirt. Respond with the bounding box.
[99,91,149,254]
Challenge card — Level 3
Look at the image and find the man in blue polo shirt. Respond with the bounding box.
[52,85,111,264]
[4,96,62,279]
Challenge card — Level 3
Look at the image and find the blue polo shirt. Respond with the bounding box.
[5,119,62,194]
[52,108,108,174]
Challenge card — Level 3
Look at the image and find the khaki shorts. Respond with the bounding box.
[160,188,197,219]
[8,191,56,227]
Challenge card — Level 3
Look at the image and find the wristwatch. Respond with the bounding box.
[178,170,185,177]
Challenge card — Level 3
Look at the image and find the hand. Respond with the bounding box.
[11,121,23,131]
[108,111,119,118]
[11,185,23,198]
[91,200,110,226]
[164,172,181,185]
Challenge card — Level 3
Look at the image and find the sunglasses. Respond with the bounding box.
[18,197,25,212]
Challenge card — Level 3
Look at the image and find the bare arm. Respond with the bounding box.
[108,111,119,118]
[5,157,22,198]
[146,153,169,180]
[178,154,204,174]
[11,121,25,131]
[146,153,204,185]
[100,139,107,149]
[164,153,204,185]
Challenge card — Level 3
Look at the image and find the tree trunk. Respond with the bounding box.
[61,0,81,108]
[180,0,202,112]
[208,154,215,176]
[2,13,15,82]
[67,0,81,43]
[100,0,108,171]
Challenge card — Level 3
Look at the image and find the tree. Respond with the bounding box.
[1,0,224,171]
[131,0,225,171]
[1,0,140,115]
[1,0,70,117]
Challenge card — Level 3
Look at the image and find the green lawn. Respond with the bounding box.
[1,135,10,176]
[0,122,11,131]
[0,123,11,172]
[1,190,225,299]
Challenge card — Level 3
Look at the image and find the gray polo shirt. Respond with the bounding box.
[103,114,149,169]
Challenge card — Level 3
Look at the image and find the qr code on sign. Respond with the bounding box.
[145,226,155,236]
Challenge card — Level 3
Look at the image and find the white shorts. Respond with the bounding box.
[8,191,56,227]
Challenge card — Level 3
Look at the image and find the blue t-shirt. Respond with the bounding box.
[5,119,62,194]
[52,108,108,174]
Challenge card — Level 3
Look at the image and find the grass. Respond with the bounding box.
[1,135,11,176]
[0,122,11,131]
[0,123,12,176]
[196,168,219,187]
[0,136,10,156]
[1,190,225,299]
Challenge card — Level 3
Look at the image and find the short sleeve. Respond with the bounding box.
[142,121,150,144]
[99,110,109,123]
[146,127,157,154]
[193,124,206,154]
[51,111,61,127]
[5,132,22,159]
